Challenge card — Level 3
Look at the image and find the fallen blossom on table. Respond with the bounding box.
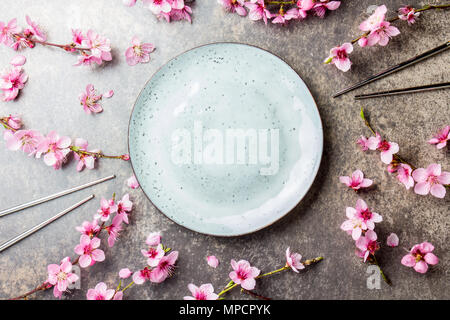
[184,283,218,300]
[428,125,449,149]
[125,36,155,66]
[339,169,373,191]
[401,242,439,274]
[412,164,450,198]
[207,255,219,268]
[0,65,28,101]
[386,233,399,247]
[127,174,140,189]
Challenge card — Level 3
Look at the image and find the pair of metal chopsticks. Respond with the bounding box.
[333,41,450,99]
[0,174,115,252]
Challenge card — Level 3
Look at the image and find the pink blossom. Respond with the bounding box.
[94,197,118,221]
[312,1,341,18]
[341,199,382,240]
[123,0,137,6]
[366,21,400,46]
[4,129,42,155]
[81,30,112,64]
[105,215,123,247]
[113,291,123,300]
[74,235,105,268]
[71,29,85,45]
[10,55,26,67]
[398,6,419,25]
[396,164,414,190]
[355,230,379,262]
[218,0,247,16]
[75,219,101,237]
[144,0,172,14]
[73,138,97,171]
[207,255,219,268]
[119,268,132,279]
[125,36,155,66]
[141,243,165,267]
[0,18,20,46]
[74,53,103,66]
[357,135,370,151]
[11,35,34,50]
[428,125,449,149]
[271,9,299,24]
[5,115,22,129]
[245,0,272,25]
[117,193,133,224]
[324,43,353,72]
[86,282,115,300]
[146,232,161,246]
[132,267,153,285]
[367,133,399,164]
[359,5,387,32]
[47,257,78,296]
[401,242,439,274]
[35,131,71,169]
[386,233,399,247]
[285,247,304,273]
[229,259,260,290]
[24,16,46,42]
[127,174,140,189]
[412,164,450,198]
[184,283,218,300]
[79,84,103,114]
[297,0,315,11]
[167,5,193,23]
[0,66,28,101]
[339,170,373,190]
[150,251,179,283]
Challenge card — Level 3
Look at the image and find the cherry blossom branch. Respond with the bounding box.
[124,0,193,23]
[1,116,129,171]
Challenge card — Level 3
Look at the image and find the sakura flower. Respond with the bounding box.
[412,164,450,198]
[117,193,133,224]
[146,232,161,246]
[359,5,387,32]
[123,0,137,6]
[4,114,22,129]
[167,5,193,23]
[74,53,102,66]
[218,0,247,16]
[144,0,172,14]
[245,0,272,25]
[105,215,123,247]
[271,8,299,24]
[339,170,373,190]
[73,138,97,171]
[81,30,112,63]
[79,84,103,114]
[4,129,42,155]
[75,219,101,237]
[10,55,26,67]
[367,133,399,164]
[125,36,155,66]
[35,131,71,169]
[229,259,260,290]
[401,242,439,274]
[207,255,219,268]
[285,247,304,273]
[312,1,341,18]
[366,21,400,46]
[71,29,85,46]
[86,282,115,300]
[0,66,28,101]
[141,243,165,267]
[74,235,105,268]
[357,135,370,151]
[127,174,140,189]
[341,199,382,240]
[0,18,20,46]
[396,164,414,190]
[47,257,79,295]
[24,16,46,42]
[150,251,179,283]
[398,6,420,25]
[94,197,118,221]
[355,230,379,262]
[386,233,399,247]
[324,43,353,72]
[119,268,132,279]
[428,125,449,149]
[297,0,315,11]
[132,267,153,285]
[184,283,218,300]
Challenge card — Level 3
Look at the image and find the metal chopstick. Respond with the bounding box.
[0,175,115,218]
[354,82,450,100]
[333,41,450,98]
[0,194,94,252]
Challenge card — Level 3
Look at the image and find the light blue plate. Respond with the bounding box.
[129,43,323,236]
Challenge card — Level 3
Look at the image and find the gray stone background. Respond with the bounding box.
[0,0,448,300]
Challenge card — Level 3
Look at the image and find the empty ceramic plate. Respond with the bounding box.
[128,43,323,236]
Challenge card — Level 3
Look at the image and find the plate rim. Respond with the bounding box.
[127,41,324,237]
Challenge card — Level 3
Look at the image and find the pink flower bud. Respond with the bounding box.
[121,154,130,161]
[358,37,368,47]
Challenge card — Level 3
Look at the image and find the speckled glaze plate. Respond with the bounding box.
[129,43,323,236]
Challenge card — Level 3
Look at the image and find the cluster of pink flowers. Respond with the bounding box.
[84,232,179,300]
[1,115,129,171]
[358,130,450,198]
[124,0,193,23]
[218,0,340,25]
[0,55,28,101]
[0,16,112,66]
[43,194,133,298]
[79,84,114,114]
[184,248,320,300]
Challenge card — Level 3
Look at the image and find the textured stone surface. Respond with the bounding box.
[0,0,448,300]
